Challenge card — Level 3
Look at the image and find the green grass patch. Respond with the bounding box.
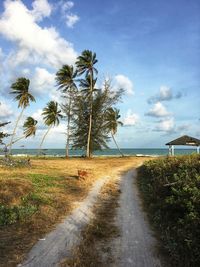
[0,204,37,226]
[28,173,57,188]
[137,154,200,267]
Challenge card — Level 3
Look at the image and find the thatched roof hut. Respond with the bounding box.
[166,135,200,155]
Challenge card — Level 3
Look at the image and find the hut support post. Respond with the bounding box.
[168,145,171,156]
[197,146,200,154]
[172,145,174,156]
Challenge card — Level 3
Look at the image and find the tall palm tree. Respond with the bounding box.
[9,77,35,154]
[105,107,124,156]
[76,50,98,157]
[38,101,63,155]
[56,65,77,158]
[7,117,38,146]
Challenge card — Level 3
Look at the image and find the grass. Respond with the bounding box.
[61,175,121,267]
[0,156,147,266]
[137,154,200,267]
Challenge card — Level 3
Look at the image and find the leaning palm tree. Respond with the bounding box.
[7,117,37,146]
[76,50,98,157]
[56,65,77,158]
[9,78,35,154]
[38,101,63,155]
[23,116,37,138]
[105,107,124,156]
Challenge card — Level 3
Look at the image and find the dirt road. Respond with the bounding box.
[113,169,162,267]
[19,177,108,267]
[19,168,162,267]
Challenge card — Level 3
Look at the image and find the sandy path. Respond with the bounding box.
[114,169,162,267]
[19,177,108,267]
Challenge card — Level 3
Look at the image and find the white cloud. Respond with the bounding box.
[159,86,173,100]
[32,108,45,130]
[60,1,74,13]
[31,67,55,95]
[0,101,13,118]
[31,0,52,21]
[146,102,171,117]
[0,0,77,68]
[0,47,3,58]
[114,75,134,95]
[123,110,139,126]
[57,1,79,28]
[31,67,64,102]
[155,117,175,132]
[49,89,64,103]
[66,13,79,28]
[148,85,182,104]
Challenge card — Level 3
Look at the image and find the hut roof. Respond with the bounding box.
[166,135,200,146]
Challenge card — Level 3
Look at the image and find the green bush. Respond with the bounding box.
[138,155,200,267]
[0,204,37,225]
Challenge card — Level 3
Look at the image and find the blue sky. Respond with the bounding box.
[0,0,199,149]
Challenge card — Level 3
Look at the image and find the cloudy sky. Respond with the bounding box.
[0,0,199,149]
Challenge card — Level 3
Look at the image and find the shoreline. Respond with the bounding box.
[0,154,160,158]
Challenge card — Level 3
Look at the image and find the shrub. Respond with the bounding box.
[137,155,200,267]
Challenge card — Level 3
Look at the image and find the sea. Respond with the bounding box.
[0,148,198,157]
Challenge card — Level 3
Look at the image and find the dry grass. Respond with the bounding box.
[61,176,121,267]
[0,156,148,267]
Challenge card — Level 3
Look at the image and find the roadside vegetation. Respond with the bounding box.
[137,154,200,267]
[0,156,142,266]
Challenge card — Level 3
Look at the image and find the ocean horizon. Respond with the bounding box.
[0,148,198,157]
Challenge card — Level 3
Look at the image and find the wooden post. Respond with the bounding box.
[197,146,200,154]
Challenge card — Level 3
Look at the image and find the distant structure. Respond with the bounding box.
[166,135,200,156]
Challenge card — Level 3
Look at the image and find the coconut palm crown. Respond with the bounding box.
[23,117,38,138]
[105,107,123,134]
[56,65,77,93]
[42,101,63,126]
[105,107,124,156]
[10,77,35,108]
[75,50,98,76]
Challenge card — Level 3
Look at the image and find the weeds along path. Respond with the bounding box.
[114,169,162,267]
[20,176,108,267]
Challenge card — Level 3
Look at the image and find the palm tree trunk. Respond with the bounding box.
[7,135,25,147]
[9,107,25,154]
[111,132,124,157]
[38,126,52,155]
[66,97,71,158]
[86,72,93,158]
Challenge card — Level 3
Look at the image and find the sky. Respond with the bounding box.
[0,0,199,149]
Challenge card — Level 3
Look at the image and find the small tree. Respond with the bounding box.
[0,121,10,144]
[0,121,10,157]
[38,101,63,154]
[7,117,38,146]
[9,78,35,154]
[72,79,123,156]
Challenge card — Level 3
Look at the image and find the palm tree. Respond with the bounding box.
[56,65,77,158]
[7,117,37,146]
[38,101,63,155]
[9,77,35,154]
[23,116,37,138]
[76,50,98,157]
[105,107,124,156]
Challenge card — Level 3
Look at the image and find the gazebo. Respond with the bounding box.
[166,135,200,156]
